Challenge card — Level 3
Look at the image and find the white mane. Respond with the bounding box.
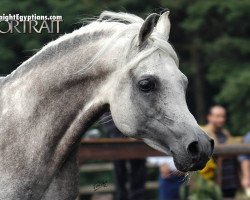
[99,11,144,24]
[79,11,179,72]
[16,11,179,76]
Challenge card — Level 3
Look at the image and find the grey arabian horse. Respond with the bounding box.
[0,11,214,199]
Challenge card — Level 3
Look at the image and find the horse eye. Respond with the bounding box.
[138,78,156,92]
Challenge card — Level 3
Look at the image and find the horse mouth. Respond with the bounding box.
[172,154,209,172]
[144,138,209,172]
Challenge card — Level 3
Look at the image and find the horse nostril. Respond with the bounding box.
[187,141,200,157]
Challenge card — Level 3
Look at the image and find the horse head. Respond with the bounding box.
[103,11,214,172]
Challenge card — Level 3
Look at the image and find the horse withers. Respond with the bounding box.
[0,11,214,199]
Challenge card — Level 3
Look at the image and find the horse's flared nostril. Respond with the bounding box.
[187,141,200,157]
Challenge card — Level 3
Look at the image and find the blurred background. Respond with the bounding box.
[1,0,250,199]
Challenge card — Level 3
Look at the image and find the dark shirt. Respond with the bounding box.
[216,131,227,144]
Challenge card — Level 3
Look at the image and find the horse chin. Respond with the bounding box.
[143,138,172,156]
[143,138,207,172]
[172,158,190,172]
[173,156,207,172]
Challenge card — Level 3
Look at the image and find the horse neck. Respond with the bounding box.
[0,30,114,171]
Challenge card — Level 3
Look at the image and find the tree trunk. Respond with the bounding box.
[190,43,206,124]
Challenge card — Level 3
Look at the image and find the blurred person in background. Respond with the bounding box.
[238,131,250,197]
[202,105,238,198]
[147,156,185,200]
[101,112,146,200]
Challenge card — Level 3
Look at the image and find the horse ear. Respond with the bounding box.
[138,13,160,46]
[155,11,171,40]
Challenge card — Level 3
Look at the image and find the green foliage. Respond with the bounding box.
[168,0,250,134]
[180,175,222,200]
[197,1,250,134]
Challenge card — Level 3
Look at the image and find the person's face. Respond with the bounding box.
[207,107,226,129]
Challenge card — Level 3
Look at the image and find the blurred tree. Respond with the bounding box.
[178,0,250,134]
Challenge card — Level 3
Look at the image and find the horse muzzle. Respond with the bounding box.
[171,131,214,172]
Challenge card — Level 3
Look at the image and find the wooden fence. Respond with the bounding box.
[79,138,250,163]
[79,138,249,197]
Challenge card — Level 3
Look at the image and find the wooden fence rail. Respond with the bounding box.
[79,138,250,164]
[79,138,249,190]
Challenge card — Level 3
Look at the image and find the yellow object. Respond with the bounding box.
[199,158,217,180]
